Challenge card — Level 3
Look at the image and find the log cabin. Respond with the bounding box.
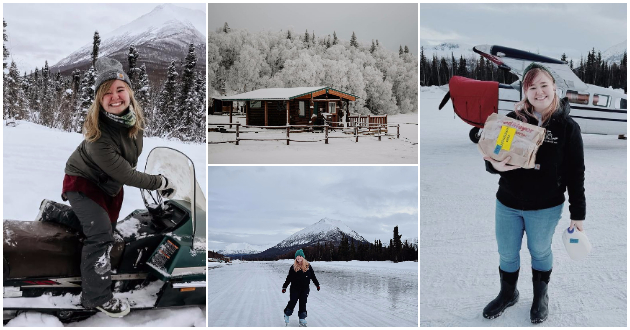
[219,86,358,127]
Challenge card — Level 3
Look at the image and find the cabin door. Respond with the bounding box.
[328,102,338,126]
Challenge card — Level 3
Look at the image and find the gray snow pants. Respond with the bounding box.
[65,191,115,308]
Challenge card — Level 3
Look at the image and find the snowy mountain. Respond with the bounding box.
[51,4,206,77]
[602,40,627,64]
[217,243,268,257]
[247,218,370,259]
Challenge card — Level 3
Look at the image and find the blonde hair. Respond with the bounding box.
[83,80,145,142]
[293,258,310,273]
[515,68,560,125]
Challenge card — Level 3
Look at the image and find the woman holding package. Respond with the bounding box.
[481,63,585,324]
[282,249,320,327]
[38,57,175,317]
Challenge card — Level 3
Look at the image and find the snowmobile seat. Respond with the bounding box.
[3,220,125,279]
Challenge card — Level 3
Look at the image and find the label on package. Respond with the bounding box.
[494,125,516,154]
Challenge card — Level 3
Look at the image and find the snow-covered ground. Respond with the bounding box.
[2,121,207,326]
[207,260,418,326]
[420,86,627,326]
[207,113,418,164]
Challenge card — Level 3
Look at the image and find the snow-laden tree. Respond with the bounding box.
[350,31,358,48]
[4,61,27,123]
[228,44,268,93]
[91,31,100,67]
[156,60,179,138]
[127,44,140,90]
[76,65,96,133]
[363,65,396,115]
[40,61,54,126]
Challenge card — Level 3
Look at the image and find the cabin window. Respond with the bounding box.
[328,102,336,113]
[299,101,305,117]
[593,94,610,107]
[566,90,589,105]
[251,100,262,108]
[614,98,627,110]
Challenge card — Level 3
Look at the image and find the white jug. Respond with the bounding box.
[562,227,592,261]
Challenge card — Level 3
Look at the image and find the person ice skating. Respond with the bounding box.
[282,249,320,327]
[36,57,175,318]
[482,63,586,324]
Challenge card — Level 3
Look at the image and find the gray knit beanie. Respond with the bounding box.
[94,57,132,95]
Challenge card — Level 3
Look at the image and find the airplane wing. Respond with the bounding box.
[473,45,588,91]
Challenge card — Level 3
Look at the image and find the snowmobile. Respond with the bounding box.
[3,147,207,323]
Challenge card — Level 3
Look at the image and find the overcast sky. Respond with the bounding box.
[208,3,418,55]
[207,166,418,251]
[421,3,627,62]
[3,3,206,73]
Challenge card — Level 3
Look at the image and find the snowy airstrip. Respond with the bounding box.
[420,86,627,326]
[208,113,418,164]
[3,121,207,326]
[207,259,418,326]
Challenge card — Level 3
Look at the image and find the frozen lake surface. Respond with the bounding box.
[208,260,418,326]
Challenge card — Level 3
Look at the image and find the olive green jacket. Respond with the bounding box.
[65,113,162,196]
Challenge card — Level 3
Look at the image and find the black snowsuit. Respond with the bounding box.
[283,265,320,319]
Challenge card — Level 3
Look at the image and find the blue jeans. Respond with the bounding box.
[495,200,563,273]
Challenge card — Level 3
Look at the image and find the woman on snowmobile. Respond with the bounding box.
[282,249,320,327]
[39,57,175,318]
[482,63,585,324]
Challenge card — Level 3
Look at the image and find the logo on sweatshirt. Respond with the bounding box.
[544,131,558,144]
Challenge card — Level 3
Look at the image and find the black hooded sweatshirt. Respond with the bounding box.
[283,265,320,290]
[485,98,586,220]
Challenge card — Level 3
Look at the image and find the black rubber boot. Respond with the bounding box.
[483,267,520,319]
[530,268,551,324]
[35,199,82,232]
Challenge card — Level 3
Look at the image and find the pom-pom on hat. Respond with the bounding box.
[295,249,305,259]
[94,57,132,96]
[522,62,555,83]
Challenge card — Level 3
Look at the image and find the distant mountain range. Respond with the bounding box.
[50,4,206,79]
[422,41,627,65]
[241,218,370,260]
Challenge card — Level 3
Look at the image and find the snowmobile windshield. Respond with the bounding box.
[142,147,206,240]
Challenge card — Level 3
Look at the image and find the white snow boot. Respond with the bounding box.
[96,297,130,318]
[299,318,307,327]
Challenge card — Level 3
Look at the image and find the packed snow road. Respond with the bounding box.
[420,86,626,326]
[207,260,418,326]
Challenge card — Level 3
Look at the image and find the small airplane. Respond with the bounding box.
[438,44,627,143]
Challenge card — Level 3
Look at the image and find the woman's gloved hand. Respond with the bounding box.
[158,175,176,198]
[282,288,286,293]
[317,286,320,291]
[484,156,521,172]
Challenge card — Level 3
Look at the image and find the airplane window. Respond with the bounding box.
[566,90,589,105]
[614,98,627,109]
[593,94,610,107]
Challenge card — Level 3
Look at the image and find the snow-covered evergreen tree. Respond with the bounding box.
[76,65,96,132]
[127,44,140,90]
[3,19,9,72]
[350,32,358,48]
[136,63,152,135]
[40,61,54,126]
[156,60,179,137]
[178,43,199,141]
[91,31,100,67]
[333,31,338,45]
[4,61,27,123]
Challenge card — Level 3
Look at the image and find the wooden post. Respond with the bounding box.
[264,101,268,127]
[235,124,240,145]
[245,101,249,125]
[325,125,328,144]
[286,101,290,126]
[397,124,400,139]
[286,127,290,145]
[355,126,358,143]
[378,126,381,141]
[229,102,233,129]
[367,114,371,132]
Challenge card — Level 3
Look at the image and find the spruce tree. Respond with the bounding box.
[393,226,402,262]
[223,22,230,33]
[326,35,331,48]
[350,31,358,48]
[157,60,179,136]
[333,31,338,45]
[40,61,53,126]
[304,29,309,44]
[127,44,140,90]
[91,31,100,67]
[399,45,403,56]
[178,43,198,141]
[76,66,96,132]
[136,64,151,133]
[4,61,25,124]
[370,40,376,54]
[3,19,9,72]
[404,45,409,54]
[287,30,292,40]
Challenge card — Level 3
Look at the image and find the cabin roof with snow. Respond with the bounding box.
[220,86,358,101]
